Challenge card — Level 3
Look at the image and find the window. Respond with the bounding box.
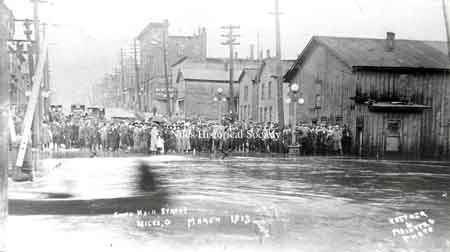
[268,81,272,99]
[315,94,321,108]
[256,84,259,103]
[244,106,247,121]
[261,83,265,100]
[264,107,268,122]
[178,100,185,113]
[244,86,249,102]
[386,120,401,152]
[269,106,273,122]
[260,107,263,122]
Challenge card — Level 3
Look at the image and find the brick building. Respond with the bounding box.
[283,33,450,158]
[136,20,207,114]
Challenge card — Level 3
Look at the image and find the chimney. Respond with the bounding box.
[250,44,255,60]
[234,51,238,59]
[386,32,396,52]
[266,49,271,59]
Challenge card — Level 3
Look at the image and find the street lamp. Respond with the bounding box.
[213,87,227,124]
[286,83,304,148]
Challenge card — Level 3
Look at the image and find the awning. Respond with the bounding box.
[368,102,431,113]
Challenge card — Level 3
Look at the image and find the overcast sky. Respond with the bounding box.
[4,0,449,106]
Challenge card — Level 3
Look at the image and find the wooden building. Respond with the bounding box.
[171,57,258,120]
[283,33,450,158]
[238,58,295,124]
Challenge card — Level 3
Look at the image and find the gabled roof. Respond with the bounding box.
[179,68,243,83]
[256,59,296,82]
[137,21,167,40]
[284,36,450,81]
[239,68,259,83]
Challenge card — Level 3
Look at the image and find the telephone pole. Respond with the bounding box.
[133,39,141,111]
[221,25,240,119]
[162,21,171,117]
[120,48,125,107]
[270,0,285,126]
[442,0,450,58]
[0,3,12,249]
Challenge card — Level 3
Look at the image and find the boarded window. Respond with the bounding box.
[386,120,401,152]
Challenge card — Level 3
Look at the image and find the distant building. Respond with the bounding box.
[237,68,258,122]
[283,33,450,158]
[238,56,294,124]
[136,20,207,114]
[171,57,258,120]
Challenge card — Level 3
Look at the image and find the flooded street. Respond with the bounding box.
[7,155,450,252]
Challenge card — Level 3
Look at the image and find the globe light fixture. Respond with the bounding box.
[217,87,224,94]
[290,83,300,93]
[298,98,305,105]
[42,91,50,98]
[286,97,292,104]
[222,97,227,102]
[213,97,219,102]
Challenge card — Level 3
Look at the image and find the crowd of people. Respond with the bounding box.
[31,114,353,156]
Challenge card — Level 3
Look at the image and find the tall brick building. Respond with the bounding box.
[137,20,207,114]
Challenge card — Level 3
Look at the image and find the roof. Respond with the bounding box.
[369,102,432,112]
[137,20,168,40]
[423,41,448,56]
[285,36,450,81]
[256,59,296,82]
[240,68,259,82]
[180,68,243,83]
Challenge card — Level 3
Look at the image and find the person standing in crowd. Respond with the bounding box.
[40,121,53,151]
[150,125,159,154]
[342,125,352,155]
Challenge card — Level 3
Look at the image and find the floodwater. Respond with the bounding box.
[6,155,450,252]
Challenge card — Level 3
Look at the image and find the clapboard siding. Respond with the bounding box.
[353,70,450,158]
[285,39,450,158]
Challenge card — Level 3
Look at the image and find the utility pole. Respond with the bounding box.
[120,48,125,108]
[30,0,41,177]
[0,2,12,249]
[442,0,450,58]
[256,32,261,60]
[133,39,141,111]
[162,20,171,117]
[270,0,285,126]
[221,25,240,119]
